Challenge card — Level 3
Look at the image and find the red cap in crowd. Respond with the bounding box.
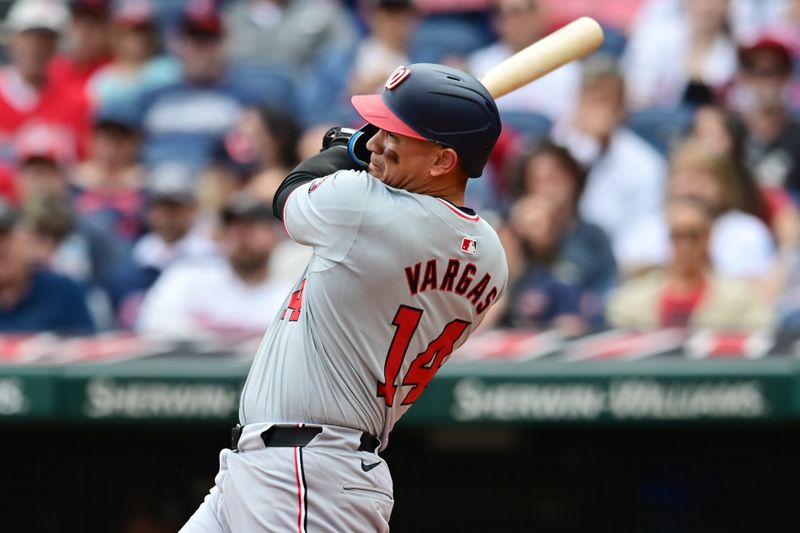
[69,0,110,19]
[181,0,223,38]
[14,125,75,166]
[111,0,155,29]
[738,31,797,74]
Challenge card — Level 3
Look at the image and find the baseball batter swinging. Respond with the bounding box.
[180,63,508,532]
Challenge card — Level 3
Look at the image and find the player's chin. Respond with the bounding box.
[368,162,384,178]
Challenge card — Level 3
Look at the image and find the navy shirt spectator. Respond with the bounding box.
[502,265,585,330]
[72,104,148,248]
[495,194,595,336]
[482,142,617,334]
[0,201,94,334]
[508,140,617,296]
[13,124,138,325]
[137,4,261,174]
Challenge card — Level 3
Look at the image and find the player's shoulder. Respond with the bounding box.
[314,169,418,208]
[309,168,373,191]
[298,169,382,209]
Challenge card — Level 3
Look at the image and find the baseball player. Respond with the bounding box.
[180,63,508,532]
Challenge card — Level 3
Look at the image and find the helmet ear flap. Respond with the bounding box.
[349,124,379,168]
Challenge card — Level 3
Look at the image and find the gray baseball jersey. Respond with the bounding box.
[239,169,508,449]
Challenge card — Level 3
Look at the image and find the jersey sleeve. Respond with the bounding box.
[283,170,373,262]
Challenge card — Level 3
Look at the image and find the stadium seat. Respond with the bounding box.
[410,13,493,64]
[297,45,358,128]
[596,24,627,59]
[626,106,695,156]
[229,61,299,112]
[498,110,552,144]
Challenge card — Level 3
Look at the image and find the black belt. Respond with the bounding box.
[231,425,380,453]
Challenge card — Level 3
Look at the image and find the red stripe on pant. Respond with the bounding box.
[294,447,303,533]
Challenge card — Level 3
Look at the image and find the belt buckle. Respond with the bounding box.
[359,432,380,453]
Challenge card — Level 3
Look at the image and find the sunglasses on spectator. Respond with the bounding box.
[669,228,706,242]
[492,1,537,17]
[743,64,790,78]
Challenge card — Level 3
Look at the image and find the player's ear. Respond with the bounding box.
[430,147,459,177]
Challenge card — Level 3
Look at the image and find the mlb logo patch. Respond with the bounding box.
[461,238,477,254]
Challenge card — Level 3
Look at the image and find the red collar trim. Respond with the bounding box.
[436,198,480,221]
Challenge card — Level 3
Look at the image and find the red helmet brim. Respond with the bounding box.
[351,94,426,141]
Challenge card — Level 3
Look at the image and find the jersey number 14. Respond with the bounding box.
[377,305,470,407]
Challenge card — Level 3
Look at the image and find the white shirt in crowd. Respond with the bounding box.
[132,226,219,272]
[267,238,313,285]
[622,15,738,110]
[551,123,668,248]
[468,42,581,120]
[349,38,410,95]
[136,258,292,340]
[615,209,775,278]
[630,0,790,45]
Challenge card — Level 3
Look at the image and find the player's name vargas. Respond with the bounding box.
[450,378,767,422]
[84,378,240,419]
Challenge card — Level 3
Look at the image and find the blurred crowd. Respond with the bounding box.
[1,0,800,344]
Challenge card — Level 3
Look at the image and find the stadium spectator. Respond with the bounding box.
[551,54,667,247]
[686,104,800,253]
[49,0,112,95]
[136,194,290,340]
[687,105,765,218]
[468,0,580,119]
[133,162,218,286]
[136,2,261,174]
[71,105,146,247]
[622,0,738,110]
[13,125,75,199]
[0,0,92,161]
[13,126,136,318]
[87,0,180,109]
[348,0,417,96]
[490,195,591,336]
[25,191,81,280]
[507,140,617,296]
[22,191,114,329]
[727,34,800,198]
[608,197,773,330]
[198,105,301,216]
[223,0,358,68]
[300,0,418,126]
[615,141,775,279]
[487,143,617,333]
[0,199,95,334]
[630,0,790,45]
[241,106,302,202]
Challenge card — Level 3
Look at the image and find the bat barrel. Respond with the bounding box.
[480,16,605,100]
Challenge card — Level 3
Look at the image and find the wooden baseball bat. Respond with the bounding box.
[480,17,605,99]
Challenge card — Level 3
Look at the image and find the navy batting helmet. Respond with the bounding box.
[351,63,502,178]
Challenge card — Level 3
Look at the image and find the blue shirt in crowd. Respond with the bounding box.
[137,76,262,173]
[0,269,95,335]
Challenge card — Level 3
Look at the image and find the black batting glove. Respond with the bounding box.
[320,124,378,169]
